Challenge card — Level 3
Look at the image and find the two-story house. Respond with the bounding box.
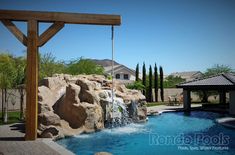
[90,59,135,84]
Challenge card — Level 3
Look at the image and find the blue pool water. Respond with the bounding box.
[57,111,235,155]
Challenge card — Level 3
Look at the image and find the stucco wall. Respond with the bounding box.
[153,88,201,102]
[0,89,26,111]
[152,88,225,103]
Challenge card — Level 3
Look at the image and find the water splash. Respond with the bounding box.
[103,123,147,135]
[103,90,132,128]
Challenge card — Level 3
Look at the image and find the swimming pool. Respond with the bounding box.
[57,111,235,155]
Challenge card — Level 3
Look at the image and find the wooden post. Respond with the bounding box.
[25,20,38,140]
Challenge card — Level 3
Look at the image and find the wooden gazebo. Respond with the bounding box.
[0,10,121,140]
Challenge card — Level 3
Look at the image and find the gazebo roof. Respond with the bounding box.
[177,73,235,90]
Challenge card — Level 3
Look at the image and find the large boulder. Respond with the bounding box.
[40,76,67,91]
[56,83,84,128]
[56,83,104,131]
[82,102,104,132]
[38,86,55,112]
[40,126,61,138]
[38,111,61,126]
[37,74,147,139]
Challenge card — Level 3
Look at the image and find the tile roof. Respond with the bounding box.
[177,73,235,88]
[104,64,135,75]
[104,65,121,72]
[170,71,202,77]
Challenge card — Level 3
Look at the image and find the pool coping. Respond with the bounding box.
[42,138,75,155]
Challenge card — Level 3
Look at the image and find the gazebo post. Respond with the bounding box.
[229,91,235,115]
[219,90,226,104]
[183,89,191,111]
[25,20,39,140]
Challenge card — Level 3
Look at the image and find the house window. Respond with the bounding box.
[115,74,120,79]
[124,74,129,80]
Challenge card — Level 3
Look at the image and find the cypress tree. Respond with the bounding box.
[160,66,164,102]
[142,62,146,96]
[149,65,153,102]
[135,63,139,81]
[154,63,158,102]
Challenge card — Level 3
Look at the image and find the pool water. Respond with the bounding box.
[57,111,235,155]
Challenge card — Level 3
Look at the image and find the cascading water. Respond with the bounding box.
[103,90,132,128]
[129,101,139,122]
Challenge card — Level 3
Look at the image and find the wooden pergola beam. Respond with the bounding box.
[0,10,121,25]
[0,9,121,141]
[1,19,27,46]
[38,21,64,47]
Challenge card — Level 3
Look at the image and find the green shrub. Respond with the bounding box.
[127,81,145,90]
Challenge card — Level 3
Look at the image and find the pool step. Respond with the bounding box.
[216,117,235,129]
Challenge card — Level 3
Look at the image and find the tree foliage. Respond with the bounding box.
[164,75,185,88]
[14,56,26,86]
[135,63,139,81]
[154,63,158,102]
[159,66,164,102]
[0,54,17,89]
[148,65,153,102]
[204,64,233,77]
[126,81,145,91]
[66,58,104,75]
[39,52,66,80]
[0,53,19,123]
[142,62,146,96]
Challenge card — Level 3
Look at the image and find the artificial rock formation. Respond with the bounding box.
[37,74,147,139]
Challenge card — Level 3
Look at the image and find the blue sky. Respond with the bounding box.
[0,0,235,74]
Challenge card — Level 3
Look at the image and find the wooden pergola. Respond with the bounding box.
[0,10,121,140]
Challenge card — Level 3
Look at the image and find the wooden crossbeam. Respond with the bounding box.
[38,22,64,47]
[1,9,121,141]
[0,10,121,25]
[1,19,27,46]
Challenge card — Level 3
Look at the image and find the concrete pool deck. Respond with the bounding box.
[0,123,74,155]
[147,104,202,115]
